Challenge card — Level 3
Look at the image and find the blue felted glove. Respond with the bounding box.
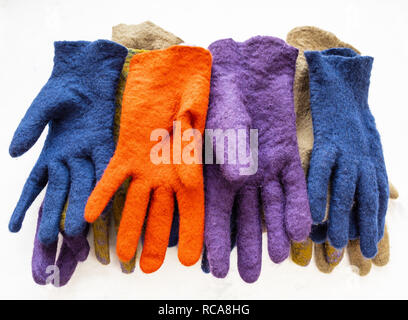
[9,40,127,245]
[305,48,389,258]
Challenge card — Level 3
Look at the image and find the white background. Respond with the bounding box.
[0,0,407,299]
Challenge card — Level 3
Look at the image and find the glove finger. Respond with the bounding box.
[372,225,390,266]
[282,159,312,242]
[356,164,379,259]
[347,239,372,276]
[262,180,290,263]
[85,155,128,223]
[53,226,90,287]
[92,214,110,265]
[236,186,262,283]
[112,177,136,271]
[9,85,55,157]
[32,203,58,285]
[54,241,79,287]
[42,203,86,287]
[327,159,358,250]
[376,170,389,241]
[93,143,116,179]
[324,242,344,266]
[60,227,90,262]
[9,159,48,233]
[120,256,137,274]
[307,149,336,223]
[204,166,235,278]
[314,243,336,273]
[201,205,237,275]
[290,239,313,267]
[116,179,150,262]
[140,187,174,273]
[64,158,95,236]
[176,182,204,267]
[112,177,137,272]
[39,161,70,245]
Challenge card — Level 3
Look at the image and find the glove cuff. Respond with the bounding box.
[305,48,373,101]
[209,36,298,69]
[53,40,128,71]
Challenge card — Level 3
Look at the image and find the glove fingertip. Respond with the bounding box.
[178,249,200,267]
[239,270,260,284]
[64,219,87,238]
[8,219,22,233]
[74,244,90,262]
[38,228,58,246]
[117,243,136,263]
[360,242,378,260]
[9,143,21,158]
[209,263,229,279]
[84,210,98,223]
[9,131,36,157]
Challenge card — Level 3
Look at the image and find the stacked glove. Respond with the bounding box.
[85,45,212,272]
[28,22,184,286]
[10,40,128,285]
[9,26,397,287]
[305,47,389,257]
[203,36,312,283]
[287,26,397,275]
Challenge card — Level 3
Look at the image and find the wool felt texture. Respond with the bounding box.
[347,225,390,276]
[315,241,344,273]
[32,49,145,284]
[99,23,183,273]
[28,40,128,286]
[112,21,183,50]
[41,22,184,281]
[35,49,147,280]
[286,27,356,271]
[201,209,238,274]
[106,23,183,272]
[290,239,344,273]
[32,202,89,286]
[286,26,394,274]
[110,47,182,273]
[9,40,127,245]
[85,45,212,273]
[204,36,312,283]
[305,47,389,259]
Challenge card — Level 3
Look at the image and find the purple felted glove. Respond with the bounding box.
[204,36,312,283]
[32,203,89,287]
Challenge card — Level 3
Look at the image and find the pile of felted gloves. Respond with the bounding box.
[9,22,398,286]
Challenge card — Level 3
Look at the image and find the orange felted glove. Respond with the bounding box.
[85,46,212,273]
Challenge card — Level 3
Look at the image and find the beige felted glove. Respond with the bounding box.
[112,21,183,50]
[287,26,397,276]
